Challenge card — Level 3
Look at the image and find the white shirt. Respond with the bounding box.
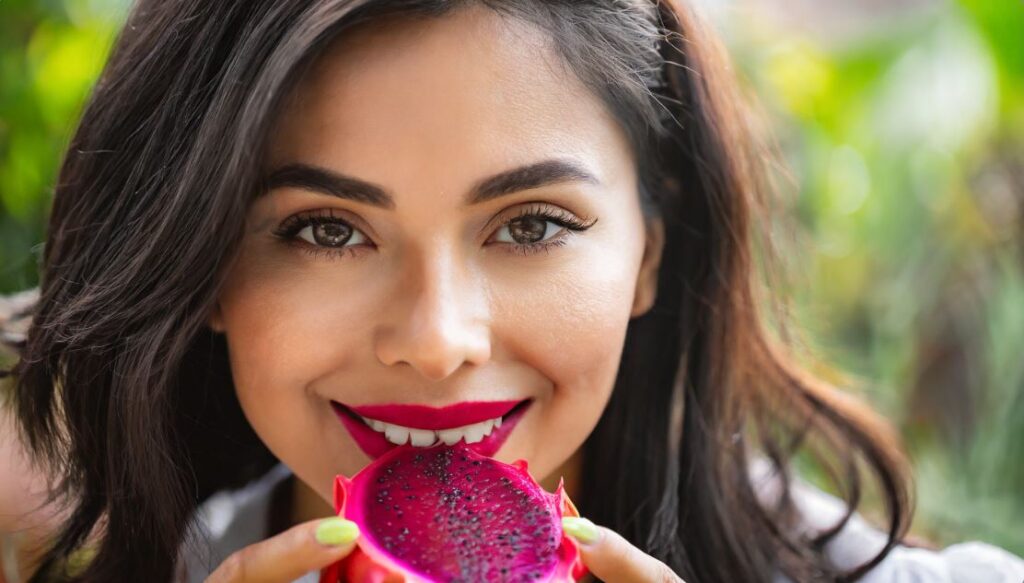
[176,462,1024,583]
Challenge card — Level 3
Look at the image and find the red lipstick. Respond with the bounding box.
[347,400,521,429]
[331,399,530,459]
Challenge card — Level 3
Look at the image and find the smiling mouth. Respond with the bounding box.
[348,399,528,446]
[330,399,531,459]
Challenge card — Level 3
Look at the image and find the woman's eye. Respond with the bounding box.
[272,212,371,260]
[489,208,597,255]
[296,221,367,248]
[493,216,563,246]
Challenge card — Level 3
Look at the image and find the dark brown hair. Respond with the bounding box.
[3,0,912,581]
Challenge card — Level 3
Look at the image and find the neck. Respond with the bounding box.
[291,475,334,524]
[540,448,583,501]
[289,449,585,527]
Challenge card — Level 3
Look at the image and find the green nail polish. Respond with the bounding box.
[562,516,600,545]
[315,518,360,546]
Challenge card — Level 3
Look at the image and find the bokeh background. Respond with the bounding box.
[1,0,1022,555]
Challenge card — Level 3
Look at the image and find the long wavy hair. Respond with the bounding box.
[2,0,912,581]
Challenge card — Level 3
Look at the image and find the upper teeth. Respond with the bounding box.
[362,415,503,447]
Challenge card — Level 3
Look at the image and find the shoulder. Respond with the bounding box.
[769,468,1024,583]
[177,462,311,582]
[861,542,1024,583]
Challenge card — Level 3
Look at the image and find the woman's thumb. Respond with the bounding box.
[205,517,359,583]
[562,517,684,583]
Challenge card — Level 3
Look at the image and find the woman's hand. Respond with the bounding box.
[562,517,685,583]
[205,517,359,583]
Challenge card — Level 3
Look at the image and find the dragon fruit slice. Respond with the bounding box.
[319,443,586,583]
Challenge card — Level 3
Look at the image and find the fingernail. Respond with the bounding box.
[562,516,600,545]
[315,517,360,546]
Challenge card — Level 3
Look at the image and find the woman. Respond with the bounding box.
[2,0,1022,581]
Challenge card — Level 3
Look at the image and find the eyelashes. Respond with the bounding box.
[271,203,598,261]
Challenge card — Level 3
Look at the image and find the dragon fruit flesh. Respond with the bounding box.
[319,443,586,583]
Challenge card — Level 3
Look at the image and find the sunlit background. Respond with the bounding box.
[1,0,1021,556]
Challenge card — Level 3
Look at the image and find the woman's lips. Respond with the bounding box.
[346,400,521,429]
[331,399,530,459]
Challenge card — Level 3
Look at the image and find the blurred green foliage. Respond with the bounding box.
[0,0,120,291]
[1,0,1021,556]
[725,0,1024,554]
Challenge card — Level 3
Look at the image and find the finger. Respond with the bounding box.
[205,517,359,583]
[562,517,684,583]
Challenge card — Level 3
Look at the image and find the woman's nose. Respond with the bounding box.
[373,250,491,382]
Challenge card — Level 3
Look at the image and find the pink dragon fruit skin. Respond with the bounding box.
[319,444,586,583]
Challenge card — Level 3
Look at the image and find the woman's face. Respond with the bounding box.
[211,5,663,505]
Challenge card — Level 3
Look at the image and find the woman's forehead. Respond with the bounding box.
[266,4,634,196]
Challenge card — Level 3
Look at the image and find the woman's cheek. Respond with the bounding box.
[489,245,637,478]
[217,254,383,469]
[495,239,639,399]
[218,249,379,397]
[507,236,634,372]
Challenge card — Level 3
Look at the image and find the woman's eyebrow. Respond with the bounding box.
[263,158,600,209]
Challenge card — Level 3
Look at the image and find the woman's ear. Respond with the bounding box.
[630,217,665,318]
[207,301,225,333]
